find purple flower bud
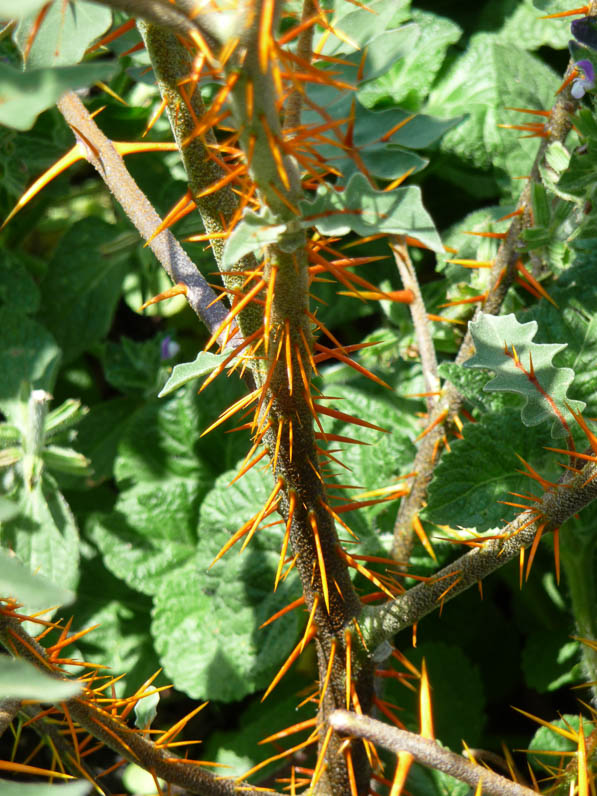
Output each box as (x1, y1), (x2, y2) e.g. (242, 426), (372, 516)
(160, 335), (180, 360)
(572, 59), (595, 99)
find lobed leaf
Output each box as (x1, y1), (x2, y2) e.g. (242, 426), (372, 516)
(464, 312), (585, 436)
(299, 173), (443, 251)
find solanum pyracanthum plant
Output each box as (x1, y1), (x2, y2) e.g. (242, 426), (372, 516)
(1, 0), (597, 794)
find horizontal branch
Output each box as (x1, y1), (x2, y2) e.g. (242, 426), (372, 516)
(0, 611), (269, 796)
(56, 91), (231, 344)
(329, 711), (537, 796)
(365, 458), (597, 649)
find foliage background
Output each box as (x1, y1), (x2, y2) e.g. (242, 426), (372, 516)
(1, 0), (596, 793)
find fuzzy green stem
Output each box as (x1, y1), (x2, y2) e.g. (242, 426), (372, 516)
(137, 21), (262, 337)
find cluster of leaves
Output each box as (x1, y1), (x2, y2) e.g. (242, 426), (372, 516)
(1, 0), (597, 795)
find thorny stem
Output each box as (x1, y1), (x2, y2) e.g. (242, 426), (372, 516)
(0, 611), (265, 796)
(225, 5), (372, 793)
(365, 459), (597, 650)
(391, 51), (583, 563)
(329, 711), (538, 796)
(0, 698), (20, 740)
(137, 21), (263, 337)
(390, 235), (439, 412)
(56, 91), (231, 345)
(283, 0), (316, 131)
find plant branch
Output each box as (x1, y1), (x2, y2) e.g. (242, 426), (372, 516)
(367, 458), (597, 650)
(283, 0), (316, 132)
(56, 90), (231, 345)
(0, 698), (20, 739)
(137, 21), (263, 338)
(329, 710), (537, 796)
(0, 610), (269, 796)
(391, 65), (581, 563)
(390, 235), (439, 412)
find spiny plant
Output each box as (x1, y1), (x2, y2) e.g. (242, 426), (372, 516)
(2, 1), (597, 795)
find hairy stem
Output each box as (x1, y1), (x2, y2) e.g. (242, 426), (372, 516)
(0, 611), (265, 796)
(390, 236), (439, 410)
(329, 711), (537, 796)
(56, 91), (230, 344)
(368, 459), (597, 649)
(391, 67), (581, 563)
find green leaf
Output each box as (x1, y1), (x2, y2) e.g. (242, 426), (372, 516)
(39, 218), (129, 364)
(68, 553), (158, 697)
(222, 209), (290, 269)
(299, 173), (443, 251)
(465, 313), (585, 436)
(528, 715), (594, 770)
(158, 351), (232, 397)
(358, 10), (462, 110)
(0, 252), (41, 313)
(425, 410), (548, 531)
(2, 0), (51, 18)
(0, 61), (116, 131)
(104, 337), (163, 396)
(0, 657), (81, 700)
(0, 547), (73, 608)
(74, 397), (139, 483)
(0, 308), (61, 423)
(318, 0), (411, 54)
(426, 37), (559, 195)
(485, 0), (572, 51)
(89, 481), (199, 597)
(1, 474), (79, 601)
(0, 782), (91, 796)
(152, 471), (301, 701)
(134, 690), (159, 729)
(522, 631), (581, 692)
(15, 1), (112, 67)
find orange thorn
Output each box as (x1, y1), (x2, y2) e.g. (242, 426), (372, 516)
(260, 596), (305, 629)
(313, 403), (388, 433)
(415, 409), (448, 442)
(311, 726), (333, 790)
(300, 595), (319, 654)
(319, 639), (336, 706)
(261, 625), (317, 701)
(344, 628), (352, 709)
(525, 522), (547, 580)
(309, 512), (329, 612)
(2, 144), (84, 230)
(419, 659), (434, 739)
(553, 527), (561, 585)
(539, 5), (589, 18)
(412, 514), (437, 562)
(274, 491), (296, 591)
(259, 717), (317, 745)
(139, 283), (187, 311)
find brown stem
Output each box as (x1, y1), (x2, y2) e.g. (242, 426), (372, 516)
(0, 611), (268, 796)
(367, 458), (597, 649)
(283, 0), (316, 132)
(56, 91), (231, 345)
(330, 711), (537, 796)
(390, 235), (439, 412)
(391, 66), (580, 563)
